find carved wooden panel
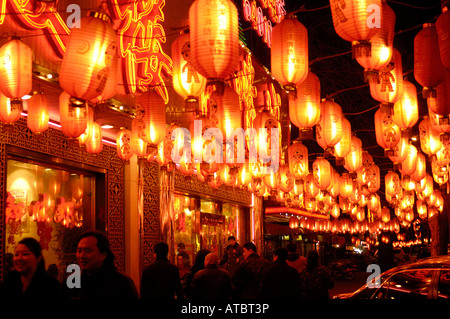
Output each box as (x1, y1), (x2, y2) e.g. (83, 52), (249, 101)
(0, 118), (126, 280)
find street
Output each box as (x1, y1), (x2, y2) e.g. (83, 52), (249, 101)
(329, 271), (370, 298)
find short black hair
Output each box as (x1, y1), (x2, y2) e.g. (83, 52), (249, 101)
(227, 236), (236, 241)
(18, 237), (45, 271)
(274, 247), (288, 262)
(287, 243), (297, 253)
(154, 242), (169, 259)
(77, 230), (116, 270)
(243, 242), (257, 253)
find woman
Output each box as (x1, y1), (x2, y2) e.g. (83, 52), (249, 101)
(0, 237), (62, 299)
(298, 250), (334, 299)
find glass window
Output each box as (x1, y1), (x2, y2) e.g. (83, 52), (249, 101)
(384, 270), (434, 299)
(437, 270), (450, 299)
(5, 159), (96, 281)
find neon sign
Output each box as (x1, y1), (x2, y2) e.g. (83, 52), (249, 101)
(242, 0), (286, 47)
(107, 0), (172, 102)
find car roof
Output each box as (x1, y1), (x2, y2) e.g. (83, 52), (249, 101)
(383, 256), (450, 275)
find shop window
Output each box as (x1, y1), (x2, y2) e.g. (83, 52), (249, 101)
(4, 159), (97, 281)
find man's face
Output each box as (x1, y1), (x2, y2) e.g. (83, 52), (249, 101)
(76, 236), (106, 272)
(228, 239), (236, 246)
(242, 247), (252, 260)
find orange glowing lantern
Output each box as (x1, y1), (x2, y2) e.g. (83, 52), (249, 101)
(172, 31), (207, 104)
(392, 80), (418, 132)
(355, 2), (395, 72)
(130, 119), (148, 158)
(278, 164), (294, 193)
(369, 49), (403, 113)
(385, 170), (401, 198)
(189, 0), (239, 82)
(331, 203), (340, 219)
(0, 38), (32, 109)
(339, 173), (353, 199)
(0, 92), (24, 124)
(328, 170), (341, 197)
(374, 107), (401, 155)
(59, 12), (117, 103)
(418, 116), (442, 156)
(85, 121), (103, 154)
(428, 108), (450, 134)
(218, 163), (237, 186)
(381, 206), (391, 223)
(334, 117), (351, 163)
(436, 7), (450, 69)
(263, 170), (280, 195)
(90, 55), (119, 105)
(388, 136), (408, 166)
(344, 135), (363, 173)
(289, 216), (299, 229)
(400, 143), (417, 179)
(330, 0), (382, 53)
(316, 100), (343, 153)
(237, 161), (253, 187)
(313, 157), (332, 190)
(436, 133), (450, 166)
(252, 110), (280, 165)
(116, 128), (133, 161)
(431, 156), (448, 186)
(26, 92), (49, 134)
(416, 199), (427, 219)
(78, 106), (94, 145)
(414, 23), (445, 98)
(288, 141), (309, 181)
(136, 90), (167, 147)
(411, 151), (427, 182)
(59, 91), (88, 138)
(289, 71), (321, 135)
(212, 84), (241, 142)
(271, 16), (308, 90)
(427, 70), (450, 116)
(304, 173), (319, 198)
(179, 153), (195, 178)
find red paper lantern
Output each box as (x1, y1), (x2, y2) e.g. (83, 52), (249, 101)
(271, 16), (308, 90)
(212, 84), (241, 141)
(78, 106), (94, 145)
(59, 91), (88, 138)
(278, 164), (294, 193)
(172, 31), (207, 102)
(289, 216), (299, 229)
(59, 12), (117, 102)
(436, 7), (450, 69)
(344, 136), (363, 173)
(116, 128), (133, 161)
(392, 80), (418, 132)
(288, 141), (309, 181)
(414, 23), (445, 98)
(289, 71), (321, 133)
(313, 157), (332, 190)
(418, 116), (442, 156)
(135, 90), (167, 147)
(427, 69), (450, 116)
(400, 143), (417, 178)
(27, 92), (49, 134)
(334, 117), (352, 161)
(85, 121), (103, 154)
(0, 38), (32, 109)
(0, 92), (23, 124)
(316, 100), (343, 152)
(189, 0), (239, 82)
(411, 151), (427, 182)
(374, 107), (401, 155)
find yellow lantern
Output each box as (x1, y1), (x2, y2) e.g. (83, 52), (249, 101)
(313, 157), (332, 190)
(374, 107), (401, 155)
(271, 16), (308, 90)
(316, 100), (343, 153)
(339, 173), (353, 199)
(288, 141), (309, 182)
(392, 80), (418, 133)
(189, 0), (239, 82)
(418, 116), (442, 156)
(116, 128), (133, 161)
(85, 121), (103, 154)
(172, 31), (207, 103)
(0, 92), (23, 124)
(369, 49), (403, 113)
(0, 38), (32, 109)
(289, 71), (321, 135)
(59, 91), (88, 138)
(136, 90), (167, 147)
(344, 135), (363, 173)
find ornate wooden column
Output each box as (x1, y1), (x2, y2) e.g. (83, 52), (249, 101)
(159, 167), (176, 262)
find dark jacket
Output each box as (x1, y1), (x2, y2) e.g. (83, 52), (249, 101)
(0, 268), (62, 300)
(232, 253), (269, 299)
(190, 264), (232, 299)
(219, 243), (243, 275)
(260, 260), (301, 299)
(65, 265), (138, 300)
(298, 265), (334, 299)
(140, 258), (184, 299)
(286, 253), (307, 273)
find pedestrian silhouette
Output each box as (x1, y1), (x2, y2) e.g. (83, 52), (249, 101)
(140, 241), (184, 299)
(299, 250), (334, 299)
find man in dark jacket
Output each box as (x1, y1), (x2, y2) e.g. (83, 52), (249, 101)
(219, 236), (243, 276)
(140, 241), (184, 299)
(260, 247), (301, 299)
(190, 253), (232, 299)
(67, 230), (138, 300)
(232, 242), (269, 299)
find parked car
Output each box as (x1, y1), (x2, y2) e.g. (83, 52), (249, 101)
(334, 256), (450, 299)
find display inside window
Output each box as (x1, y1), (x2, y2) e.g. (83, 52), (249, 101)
(4, 159), (95, 281)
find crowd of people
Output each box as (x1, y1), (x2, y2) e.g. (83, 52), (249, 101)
(0, 233), (334, 300)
